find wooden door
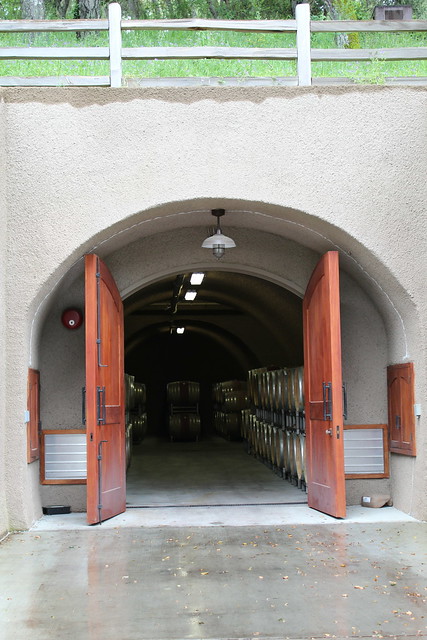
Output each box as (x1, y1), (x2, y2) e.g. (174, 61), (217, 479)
(85, 254), (126, 525)
(387, 362), (416, 456)
(27, 368), (40, 463)
(303, 251), (346, 518)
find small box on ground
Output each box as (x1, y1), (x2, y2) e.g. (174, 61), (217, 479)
(42, 505), (71, 515)
(361, 494), (393, 508)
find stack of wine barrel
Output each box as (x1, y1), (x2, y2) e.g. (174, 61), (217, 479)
(167, 381), (201, 441)
(241, 366), (306, 490)
(212, 380), (248, 440)
(131, 382), (147, 444)
(124, 374), (147, 467)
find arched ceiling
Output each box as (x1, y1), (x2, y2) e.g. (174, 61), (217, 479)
(124, 270), (303, 383)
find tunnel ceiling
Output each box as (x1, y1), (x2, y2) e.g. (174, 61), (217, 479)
(124, 270), (303, 381)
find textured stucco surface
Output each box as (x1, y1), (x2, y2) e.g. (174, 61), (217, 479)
(0, 86), (425, 528)
(0, 97), (8, 536)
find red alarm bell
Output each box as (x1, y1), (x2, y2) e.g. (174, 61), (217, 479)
(61, 308), (83, 330)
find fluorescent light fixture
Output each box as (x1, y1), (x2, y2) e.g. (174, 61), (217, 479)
(190, 272), (205, 286)
(176, 327), (185, 334)
(184, 290), (197, 301)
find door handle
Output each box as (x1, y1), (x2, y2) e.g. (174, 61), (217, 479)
(342, 382), (348, 420)
(82, 386), (86, 425)
(323, 382), (332, 420)
(97, 386), (106, 425)
(325, 428), (333, 436)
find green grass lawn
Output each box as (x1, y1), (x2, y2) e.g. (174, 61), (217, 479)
(0, 27), (426, 81)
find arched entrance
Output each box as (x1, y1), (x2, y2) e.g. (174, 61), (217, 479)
(30, 200), (419, 525)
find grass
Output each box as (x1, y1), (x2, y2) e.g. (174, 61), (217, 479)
(0, 27), (426, 81)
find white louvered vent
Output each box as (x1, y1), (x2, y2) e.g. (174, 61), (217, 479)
(344, 428), (385, 475)
(44, 432), (87, 480)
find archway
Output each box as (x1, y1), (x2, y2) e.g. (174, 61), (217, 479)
(32, 200), (417, 522)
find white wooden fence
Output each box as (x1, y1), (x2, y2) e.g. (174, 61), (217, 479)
(0, 2), (426, 87)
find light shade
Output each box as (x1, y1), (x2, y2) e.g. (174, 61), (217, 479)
(202, 229), (236, 259)
(202, 230), (236, 249)
(190, 272), (205, 285)
(184, 290), (197, 301)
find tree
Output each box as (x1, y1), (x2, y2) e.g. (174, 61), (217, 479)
(21, 0), (45, 19)
(78, 0), (100, 19)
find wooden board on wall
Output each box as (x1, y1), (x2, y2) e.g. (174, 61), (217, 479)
(27, 368), (40, 463)
(387, 362), (416, 456)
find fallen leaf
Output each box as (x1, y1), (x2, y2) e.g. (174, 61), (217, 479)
(354, 586), (365, 590)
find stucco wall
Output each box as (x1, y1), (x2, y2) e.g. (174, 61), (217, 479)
(0, 97), (8, 536)
(0, 86), (426, 527)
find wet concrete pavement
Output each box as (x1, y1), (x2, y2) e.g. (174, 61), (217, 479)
(1, 521), (426, 640)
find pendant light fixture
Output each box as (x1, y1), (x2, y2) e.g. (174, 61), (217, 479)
(202, 209), (236, 260)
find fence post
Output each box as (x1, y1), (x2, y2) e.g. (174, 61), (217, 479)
(109, 2), (122, 88)
(296, 3), (312, 86)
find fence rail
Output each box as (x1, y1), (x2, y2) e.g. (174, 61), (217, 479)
(0, 3), (426, 87)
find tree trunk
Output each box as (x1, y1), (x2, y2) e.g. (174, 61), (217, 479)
(21, 0), (45, 19)
(55, 0), (71, 19)
(79, 0), (100, 19)
(207, 0), (218, 18)
(322, 0), (349, 48)
(128, 0), (141, 19)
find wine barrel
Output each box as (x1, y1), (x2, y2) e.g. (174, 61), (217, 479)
(212, 382), (223, 406)
(280, 368), (290, 413)
(224, 391), (248, 412)
(167, 381), (200, 406)
(299, 432), (306, 489)
(294, 432), (303, 487)
(241, 409), (251, 440)
(169, 413), (201, 441)
(287, 369), (296, 414)
(284, 429), (296, 481)
(294, 366), (304, 414)
(274, 427), (285, 470)
(125, 373), (136, 411)
(221, 380), (247, 393)
(224, 412), (242, 440)
(125, 422), (133, 469)
(289, 430), (298, 484)
(254, 418), (262, 457)
(132, 413), (147, 444)
(134, 382), (146, 409)
(272, 370), (282, 412)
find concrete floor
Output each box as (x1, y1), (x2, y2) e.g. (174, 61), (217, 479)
(1, 522), (426, 640)
(126, 437), (308, 508)
(4, 436), (425, 640)
(34, 436), (417, 529)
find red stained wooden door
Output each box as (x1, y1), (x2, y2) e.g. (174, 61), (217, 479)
(387, 362), (416, 456)
(27, 368), (40, 463)
(85, 254), (126, 524)
(303, 251), (346, 518)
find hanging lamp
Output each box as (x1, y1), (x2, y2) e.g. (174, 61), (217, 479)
(201, 209), (236, 260)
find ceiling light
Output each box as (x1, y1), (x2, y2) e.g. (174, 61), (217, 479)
(184, 290), (197, 301)
(190, 272), (205, 286)
(202, 209), (236, 260)
(176, 327), (185, 334)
